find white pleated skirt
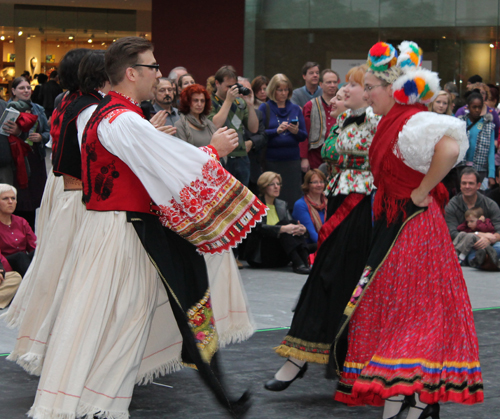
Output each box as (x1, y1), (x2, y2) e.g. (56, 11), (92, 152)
(205, 252), (254, 347)
(1, 173), (64, 328)
(28, 210), (182, 419)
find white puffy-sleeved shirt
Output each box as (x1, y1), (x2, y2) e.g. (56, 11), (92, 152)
(77, 105), (98, 148)
(96, 109), (219, 212)
(395, 112), (468, 174)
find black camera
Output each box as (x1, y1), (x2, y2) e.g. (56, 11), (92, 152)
(232, 83), (251, 96)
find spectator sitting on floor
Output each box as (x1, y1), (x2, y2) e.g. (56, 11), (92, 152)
(292, 169), (327, 249)
(0, 184), (36, 277)
(0, 249), (22, 309)
(445, 167), (500, 270)
(454, 206), (499, 269)
(241, 172), (311, 275)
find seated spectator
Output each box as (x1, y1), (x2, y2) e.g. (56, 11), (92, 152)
(0, 249), (22, 309)
(292, 169), (327, 247)
(175, 84), (217, 147)
(241, 172), (310, 274)
(445, 167), (500, 269)
(0, 184), (36, 276)
(454, 206), (499, 269)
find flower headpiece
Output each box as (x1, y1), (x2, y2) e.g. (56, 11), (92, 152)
(367, 40), (440, 105)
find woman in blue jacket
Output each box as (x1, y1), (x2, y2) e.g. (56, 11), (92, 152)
(259, 74), (307, 207)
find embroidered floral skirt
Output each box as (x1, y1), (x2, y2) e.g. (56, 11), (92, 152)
(334, 200), (484, 406)
(275, 193), (372, 367)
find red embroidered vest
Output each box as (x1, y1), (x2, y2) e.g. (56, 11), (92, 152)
(81, 91), (151, 213)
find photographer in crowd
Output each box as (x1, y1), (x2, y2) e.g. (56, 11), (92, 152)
(209, 65), (259, 186)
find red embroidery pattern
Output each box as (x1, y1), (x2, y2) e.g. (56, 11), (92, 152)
(159, 159), (267, 254)
(105, 108), (129, 123)
(199, 145), (220, 161)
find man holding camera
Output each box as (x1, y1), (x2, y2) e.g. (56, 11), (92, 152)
(209, 65), (258, 186)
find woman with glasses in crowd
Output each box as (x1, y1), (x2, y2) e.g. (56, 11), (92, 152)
(264, 65), (380, 391)
(259, 74), (307, 207)
(292, 169), (327, 248)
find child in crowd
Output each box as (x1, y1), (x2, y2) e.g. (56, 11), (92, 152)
(453, 206), (499, 268)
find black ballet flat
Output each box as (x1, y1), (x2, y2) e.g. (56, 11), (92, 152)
(292, 265), (310, 275)
(264, 360), (308, 391)
(411, 402), (440, 419)
(385, 395), (414, 419)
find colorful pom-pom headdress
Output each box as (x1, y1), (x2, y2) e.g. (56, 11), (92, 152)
(367, 42), (402, 84)
(367, 41), (440, 105)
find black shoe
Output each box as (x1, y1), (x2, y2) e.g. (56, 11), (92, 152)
(385, 395), (413, 419)
(409, 398), (440, 419)
(264, 360), (308, 391)
(292, 264), (310, 275)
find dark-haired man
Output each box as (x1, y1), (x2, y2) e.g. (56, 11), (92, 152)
(301, 69), (340, 171)
(291, 61), (322, 109)
(209, 65), (258, 186)
(445, 167), (500, 267)
(152, 77), (179, 126)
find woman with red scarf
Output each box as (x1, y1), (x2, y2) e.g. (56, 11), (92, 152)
(292, 169), (327, 248)
(334, 41), (483, 419)
(3, 77), (50, 229)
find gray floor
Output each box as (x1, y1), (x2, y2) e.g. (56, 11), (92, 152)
(1, 265), (499, 418)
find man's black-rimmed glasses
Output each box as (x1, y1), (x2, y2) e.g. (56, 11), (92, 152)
(132, 64), (160, 72)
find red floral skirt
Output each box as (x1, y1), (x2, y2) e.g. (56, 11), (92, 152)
(334, 201), (483, 406)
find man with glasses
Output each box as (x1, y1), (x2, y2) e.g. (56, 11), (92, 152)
(28, 37), (259, 419)
(152, 77), (180, 126)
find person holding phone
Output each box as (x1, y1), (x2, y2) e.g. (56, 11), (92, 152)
(259, 73), (307, 207)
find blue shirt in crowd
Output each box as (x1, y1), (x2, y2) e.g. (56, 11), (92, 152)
(259, 100), (307, 162)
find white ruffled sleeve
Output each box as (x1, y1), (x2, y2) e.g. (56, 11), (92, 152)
(396, 112), (468, 174)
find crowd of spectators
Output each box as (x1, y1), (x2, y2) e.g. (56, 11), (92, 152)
(2, 58), (500, 290)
